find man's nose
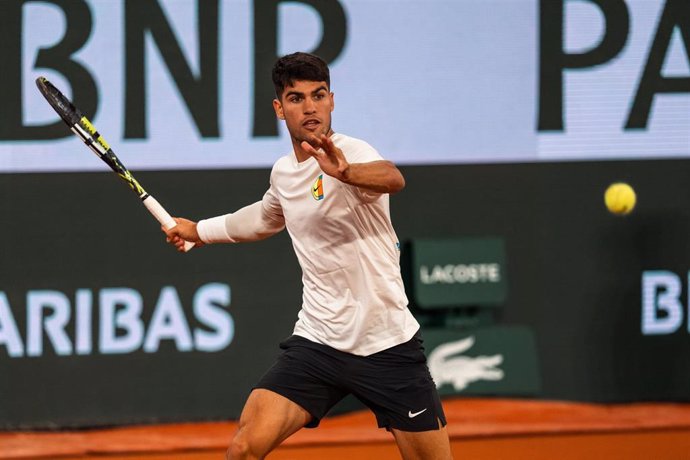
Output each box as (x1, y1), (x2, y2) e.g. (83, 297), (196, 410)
(303, 98), (316, 113)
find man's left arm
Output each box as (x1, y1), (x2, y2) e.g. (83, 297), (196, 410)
(301, 134), (405, 194)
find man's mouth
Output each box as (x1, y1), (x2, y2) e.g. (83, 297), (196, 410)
(303, 119), (320, 129)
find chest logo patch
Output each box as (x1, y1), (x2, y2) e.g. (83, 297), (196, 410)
(311, 174), (324, 201)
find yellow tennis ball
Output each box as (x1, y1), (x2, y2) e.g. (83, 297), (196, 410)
(605, 182), (636, 215)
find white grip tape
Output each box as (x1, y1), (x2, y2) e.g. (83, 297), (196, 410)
(142, 195), (195, 252)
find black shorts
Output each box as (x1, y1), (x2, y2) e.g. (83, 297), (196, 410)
(254, 332), (447, 432)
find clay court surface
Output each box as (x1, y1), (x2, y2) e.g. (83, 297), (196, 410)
(3, 398), (690, 459)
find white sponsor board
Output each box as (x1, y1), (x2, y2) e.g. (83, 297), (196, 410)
(1, 0), (688, 172)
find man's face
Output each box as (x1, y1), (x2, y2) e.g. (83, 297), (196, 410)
(273, 80), (334, 146)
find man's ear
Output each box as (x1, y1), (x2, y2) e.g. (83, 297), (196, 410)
(273, 99), (285, 120)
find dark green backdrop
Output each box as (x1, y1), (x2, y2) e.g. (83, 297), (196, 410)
(1, 159), (690, 428)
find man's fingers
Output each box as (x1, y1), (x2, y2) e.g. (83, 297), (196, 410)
(301, 140), (322, 157)
(319, 135), (341, 159)
(173, 237), (185, 251)
(321, 134), (335, 151)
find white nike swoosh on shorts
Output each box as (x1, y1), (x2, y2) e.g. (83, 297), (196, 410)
(408, 408), (427, 418)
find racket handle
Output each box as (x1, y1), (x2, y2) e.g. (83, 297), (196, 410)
(142, 195), (195, 252)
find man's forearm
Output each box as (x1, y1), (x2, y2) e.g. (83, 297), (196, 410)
(197, 201), (285, 243)
(340, 160), (405, 194)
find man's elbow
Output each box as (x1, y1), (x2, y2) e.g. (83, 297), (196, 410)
(389, 172), (405, 194)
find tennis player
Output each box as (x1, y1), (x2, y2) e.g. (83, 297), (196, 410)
(165, 52), (452, 460)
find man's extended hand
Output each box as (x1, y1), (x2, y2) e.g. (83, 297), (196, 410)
(301, 134), (350, 182)
(301, 134), (405, 194)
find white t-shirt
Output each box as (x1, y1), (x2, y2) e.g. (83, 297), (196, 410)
(197, 133), (419, 356)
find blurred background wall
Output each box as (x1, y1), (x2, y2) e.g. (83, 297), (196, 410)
(1, 0), (689, 429)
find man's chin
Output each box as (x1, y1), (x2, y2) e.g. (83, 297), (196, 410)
(300, 131), (324, 144)
(295, 126), (331, 145)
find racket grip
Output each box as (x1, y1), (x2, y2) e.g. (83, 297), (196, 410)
(142, 195), (195, 252)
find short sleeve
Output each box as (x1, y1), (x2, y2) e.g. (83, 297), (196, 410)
(262, 174), (284, 221)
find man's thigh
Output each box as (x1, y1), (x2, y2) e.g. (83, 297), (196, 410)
(254, 335), (348, 427)
(391, 424), (453, 460)
(232, 389), (312, 454)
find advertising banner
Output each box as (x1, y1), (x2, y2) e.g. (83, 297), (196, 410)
(409, 238), (507, 309)
(0, 0), (688, 172)
(4, 159), (690, 428)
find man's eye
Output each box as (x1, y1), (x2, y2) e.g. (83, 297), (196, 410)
(289, 96), (301, 103)
(314, 94), (324, 100)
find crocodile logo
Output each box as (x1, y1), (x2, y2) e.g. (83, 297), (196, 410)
(428, 336), (504, 391)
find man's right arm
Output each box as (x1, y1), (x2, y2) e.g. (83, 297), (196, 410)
(197, 200), (286, 243)
(164, 198), (285, 251)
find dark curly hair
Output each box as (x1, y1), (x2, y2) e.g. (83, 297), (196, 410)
(272, 52), (330, 99)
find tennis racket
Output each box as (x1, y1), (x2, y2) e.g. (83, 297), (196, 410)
(35, 76), (194, 251)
